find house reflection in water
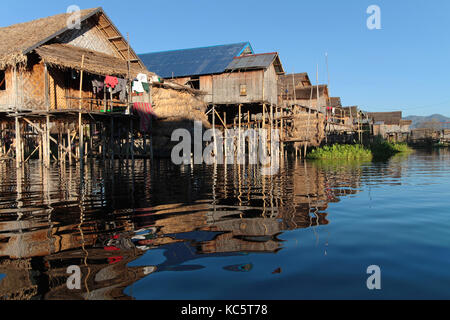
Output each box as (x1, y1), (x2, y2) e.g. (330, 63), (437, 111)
(0, 159), (364, 300)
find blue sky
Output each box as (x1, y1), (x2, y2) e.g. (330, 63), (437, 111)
(1, 0), (449, 117)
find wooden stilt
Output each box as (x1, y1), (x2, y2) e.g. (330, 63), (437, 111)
(15, 116), (21, 168)
(79, 55), (85, 165)
(212, 105), (217, 160)
(110, 116), (114, 162)
(46, 115), (50, 167)
(238, 104), (242, 160)
(130, 117), (134, 162)
(39, 128), (43, 162)
(223, 112), (227, 161)
(67, 129), (72, 166)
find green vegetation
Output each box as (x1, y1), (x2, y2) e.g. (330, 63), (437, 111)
(307, 144), (372, 160)
(307, 140), (413, 161)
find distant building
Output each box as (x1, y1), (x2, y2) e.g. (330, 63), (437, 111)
(367, 111), (412, 142)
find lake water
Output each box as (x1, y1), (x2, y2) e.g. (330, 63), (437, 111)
(0, 149), (449, 300)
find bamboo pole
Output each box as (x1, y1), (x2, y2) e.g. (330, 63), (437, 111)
(238, 104), (242, 160)
(110, 116), (114, 162)
(67, 129), (72, 165)
(130, 117), (134, 162)
(79, 55), (85, 163)
(15, 116), (21, 168)
(224, 112), (227, 161)
(213, 105), (217, 160)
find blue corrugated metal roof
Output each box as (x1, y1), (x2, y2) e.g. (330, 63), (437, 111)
(139, 42), (253, 78)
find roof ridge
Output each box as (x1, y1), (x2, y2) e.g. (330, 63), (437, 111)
(140, 41), (251, 55)
(0, 7), (100, 29)
(233, 52), (278, 59)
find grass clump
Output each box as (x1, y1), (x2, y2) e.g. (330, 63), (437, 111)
(369, 139), (412, 160)
(307, 140), (413, 161)
(307, 144), (372, 160)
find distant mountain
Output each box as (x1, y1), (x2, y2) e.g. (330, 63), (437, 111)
(404, 114), (450, 129)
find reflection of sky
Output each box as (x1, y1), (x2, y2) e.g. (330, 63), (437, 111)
(0, 274), (4, 282)
(129, 240), (249, 273)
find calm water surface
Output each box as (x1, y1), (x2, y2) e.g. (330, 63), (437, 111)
(0, 149), (449, 300)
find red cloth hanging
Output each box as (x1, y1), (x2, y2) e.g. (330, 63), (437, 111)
(133, 102), (157, 133)
(105, 76), (119, 89)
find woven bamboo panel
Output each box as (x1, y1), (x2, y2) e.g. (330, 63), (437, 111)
(22, 63), (45, 110)
(59, 19), (119, 58)
(49, 69), (66, 109)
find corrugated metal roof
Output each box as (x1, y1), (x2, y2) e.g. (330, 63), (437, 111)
(225, 53), (277, 72)
(139, 42), (253, 78)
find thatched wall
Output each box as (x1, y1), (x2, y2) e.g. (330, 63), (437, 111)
(290, 109), (325, 147)
(151, 86), (210, 157)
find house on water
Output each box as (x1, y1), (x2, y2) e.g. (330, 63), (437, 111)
(140, 42), (331, 157)
(0, 7), (208, 165)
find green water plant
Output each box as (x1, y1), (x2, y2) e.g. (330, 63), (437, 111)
(307, 140), (413, 161)
(307, 144), (372, 160)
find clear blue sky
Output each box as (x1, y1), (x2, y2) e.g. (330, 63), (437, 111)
(1, 0), (449, 117)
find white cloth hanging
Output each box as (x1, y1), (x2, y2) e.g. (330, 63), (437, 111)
(132, 73), (148, 93)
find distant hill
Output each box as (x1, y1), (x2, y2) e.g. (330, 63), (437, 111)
(404, 114), (450, 129)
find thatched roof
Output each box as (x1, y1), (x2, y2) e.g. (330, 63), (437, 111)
(278, 73), (311, 94)
(367, 111), (403, 125)
(0, 7), (202, 95)
(0, 7), (146, 71)
(279, 73), (310, 87)
(294, 85), (328, 100)
(0, 8), (99, 69)
(35, 43), (151, 78)
(342, 106), (359, 117)
(330, 97), (342, 108)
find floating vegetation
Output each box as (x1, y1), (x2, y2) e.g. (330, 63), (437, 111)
(307, 140), (413, 161)
(307, 144), (372, 160)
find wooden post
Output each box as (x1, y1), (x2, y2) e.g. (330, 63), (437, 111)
(238, 104), (242, 159)
(213, 105), (217, 160)
(110, 116), (114, 162)
(223, 112), (227, 161)
(130, 117), (134, 162)
(67, 128), (72, 166)
(281, 105), (285, 157)
(15, 116), (21, 168)
(102, 123), (106, 161)
(262, 104), (266, 129)
(270, 104), (273, 155)
(79, 55), (85, 164)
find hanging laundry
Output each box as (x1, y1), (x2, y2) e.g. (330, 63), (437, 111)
(142, 82), (150, 93)
(137, 73), (148, 83)
(133, 73), (149, 93)
(112, 78), (127, 101)
(105, 76), (118, 89)
(132, 79), (144, 93)
(92, 79), (104, 95)
(132, 102), (157, 133)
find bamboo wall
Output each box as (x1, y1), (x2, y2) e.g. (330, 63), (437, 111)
(289, 109), (326, 147)
(0, 68), (14, 110)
